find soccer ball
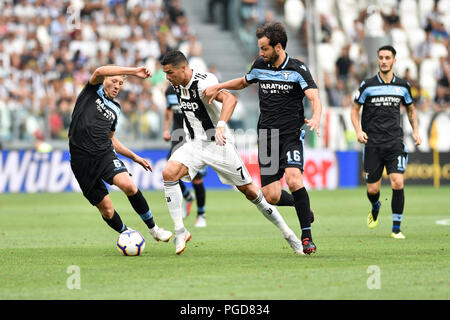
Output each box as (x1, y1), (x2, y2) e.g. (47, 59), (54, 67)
(116, 230), (146, 256)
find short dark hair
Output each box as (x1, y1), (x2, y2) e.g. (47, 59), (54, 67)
(256, 22), (287, 49)
(160, 50), (188, 67)
(377, 45), (396, 57)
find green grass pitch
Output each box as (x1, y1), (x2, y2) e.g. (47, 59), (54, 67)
(0, 186), (449, 300)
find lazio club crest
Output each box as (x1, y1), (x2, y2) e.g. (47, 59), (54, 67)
(282, 72), (291, 80)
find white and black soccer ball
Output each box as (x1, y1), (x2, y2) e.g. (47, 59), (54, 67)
(116, 230), (146, 256)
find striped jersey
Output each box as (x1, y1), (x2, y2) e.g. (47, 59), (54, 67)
(69, 81), (121, 158)
(172, 70), (233, 143)
(245, 54), (317, 136)
(354, 73), (413, 146)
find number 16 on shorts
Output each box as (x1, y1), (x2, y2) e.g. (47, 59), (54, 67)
(286, 150), (301, 165)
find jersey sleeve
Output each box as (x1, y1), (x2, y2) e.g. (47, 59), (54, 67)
(245, 60), (259, 84)
(197, 72), (219, 92)
(198, 73), (225, 111)
(165, 86), (179, 110)
(354, 80), (367, 105)
(296, 64), (317, 91)
(402, 81), (413, 106)
(111, 120), (117, 132)
(78, 81), (100, 98)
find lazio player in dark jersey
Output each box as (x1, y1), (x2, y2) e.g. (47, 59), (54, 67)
(69, 65), (172, 242)
(351, 45), (422, 240)
(245, 55), (317, 136)
(204, 22), (323, 254)
(163, 84), (207, 227)
(164, 84), (185, 146)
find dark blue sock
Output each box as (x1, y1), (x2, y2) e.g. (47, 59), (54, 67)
(128, 190), (155, 229)
(197, 206), (205, 216)
(292, 187), (312, 240)
(392, 189), (404, 233)
(102, 210), (127, 233)
(392, 214), (402, 233)
(276, 190), (295, 206)
(367, 191), (381, 219)
(372, 201), (381, 213)
(193, 182), (206, 212)
(180, 180), (193, 200)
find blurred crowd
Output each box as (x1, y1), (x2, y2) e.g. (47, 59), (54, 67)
(280, 0), (449, 111)
(1, 0), (449, 146)
(206, 0), (270, 57)
(0, 0), (211, 144)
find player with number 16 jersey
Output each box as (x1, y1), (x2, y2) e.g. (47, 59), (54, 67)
(203, 22), (323, 254)
(161, 50), (305, 256)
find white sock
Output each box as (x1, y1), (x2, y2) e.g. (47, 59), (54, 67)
(164, 180), (185, 231)
(251, 190), (293, 238)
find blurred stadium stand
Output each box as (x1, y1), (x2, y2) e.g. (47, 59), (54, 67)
(0, 0), (448, 151)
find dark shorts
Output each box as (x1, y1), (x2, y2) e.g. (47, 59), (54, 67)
(363, 142), (408, 183)
(70, 150), (128, 206)
(258, 129), (305, 187)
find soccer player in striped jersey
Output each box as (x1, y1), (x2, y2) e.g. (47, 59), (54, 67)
(164, 84), (208, 227)
(351, 45), (422, 239)
(161, 50), (305, 255)
(203, 22), (322, 254)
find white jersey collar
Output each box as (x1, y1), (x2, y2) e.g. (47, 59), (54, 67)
(181, 69), (196, 90)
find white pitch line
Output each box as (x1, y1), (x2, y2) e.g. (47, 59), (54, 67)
(436, 219), (450, 226)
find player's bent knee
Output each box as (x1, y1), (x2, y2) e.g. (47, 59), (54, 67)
(262, 190), (279, 205)
(121, 183), (138, 196)
(391, 181), (404, 189)
(268, 198), (279, 205)
(100, 209), (115, 219)
(245, 189), (259, 201)
(285, 171), (304, 191)
(285, 178), (304, 192)
(367, 180), (381, 194)
(390, 174), (404, 189)
(237, 183), (259, 200)
(162, 167), (177, 181)
(162, 162), (185, 181)
(112, 173), (137, 195)
(96, 201), (114, 219)
(113, 176), (137, 196)
(367, 186), (380, 194)
(97, 203), (114, 219)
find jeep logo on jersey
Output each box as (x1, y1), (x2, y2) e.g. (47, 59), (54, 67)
(180, 100), (199, 111)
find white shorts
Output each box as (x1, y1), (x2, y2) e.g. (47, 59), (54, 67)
(169, 139), (253, 186)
